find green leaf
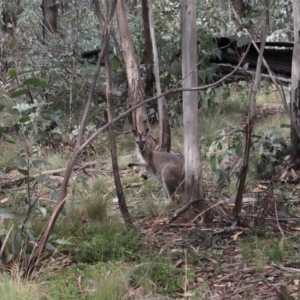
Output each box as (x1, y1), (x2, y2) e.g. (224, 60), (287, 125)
(0, 104), (5, 112)
(27, 230), (36, 241)
(45, 243), (56, 251)
(0, 171), (7, 178)
(54, 239), (72, 245)
(14, 157), (27, 167)
(77, 174), (89, 191)
(24, 77), (48, 87)
(5, 138), (16, 144)
(41, 113), (58, 123)
(280, 123), (290, 128)
(61, 207), (66, 216)
(227, 48), (235, 54)
(13, 232), (23, 254)
(29, 196), (37, 205)
(8, 68), (17, 79)
(32, 159), (52, 168)
(37, 207), (47, 218)
(4, 253), (13, 263)
(52, 190), (59, 201)
(17, 168), (29, 176)
(213, 169), (223, 185)
(10, 108), (19, 116)
(236, 35), (250, 47)
(10, 89), (30, 98)
(0, 208), (18, 219)
(278, 204), (293, 217)
(210, 155), (217, 171)
(18, 116), (31, 123)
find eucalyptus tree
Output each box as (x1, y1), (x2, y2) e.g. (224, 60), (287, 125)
(291, 0), (300, 164)
(41, 0), (58, 42)
(181, 0), (204, 207)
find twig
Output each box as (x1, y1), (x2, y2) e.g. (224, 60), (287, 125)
(218, 63), (291, 84)
(186, 201), (227, 227)
(274, 200), (285, 236)
(168, 198), (203, 223)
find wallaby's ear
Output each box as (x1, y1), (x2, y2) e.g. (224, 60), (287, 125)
(132, 129), (138, 137)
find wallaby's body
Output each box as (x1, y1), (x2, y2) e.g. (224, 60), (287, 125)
(129, 129), (184, 203)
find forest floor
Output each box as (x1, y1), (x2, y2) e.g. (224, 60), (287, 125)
(1, 95), (300, 299)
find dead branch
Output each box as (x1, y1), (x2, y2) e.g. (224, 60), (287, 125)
(233, 2), (268, 219)
(168, 198), (203, 224)
(0, 160), (100, 190)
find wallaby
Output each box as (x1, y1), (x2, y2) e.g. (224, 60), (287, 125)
(135, 130), (157, 180)
(128, 129), (184, 203)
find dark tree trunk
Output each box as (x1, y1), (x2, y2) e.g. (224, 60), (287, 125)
(285, 0), (294, 41)
(291, 0), (300, 165)
(41, 0), (58, 42)
(141, 0), (155, 97)
(2, 0), (20, 32)
(233, 0), (245, 29)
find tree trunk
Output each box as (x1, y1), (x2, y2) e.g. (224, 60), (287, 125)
(95, 0), (133, 225)
(233, 3), (268, 219)
(41, 0), (58, 42)
(141, 0), (154, 97)
(147, 0), (171, 152)
(115, 0), (152, 135)
(2, 0), (20, 33)
(291, 0), (300, 165)
(285, 0), (294, 42)
(233, 0), (245, 29)
(105, 56), (133, 226)
(181, 0), (204, 207)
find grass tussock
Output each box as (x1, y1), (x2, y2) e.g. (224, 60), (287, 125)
(0, 275), (47, 300)
(199, 104), (245, 145)
(84, 179), (110, 222)
(240, 235), (293, 272)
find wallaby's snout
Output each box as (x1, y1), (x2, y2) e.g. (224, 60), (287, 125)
(133, 129), (147, 151)
(137, 139), (146, 151)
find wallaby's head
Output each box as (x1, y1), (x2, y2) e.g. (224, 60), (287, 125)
(132, 129), (149, 152)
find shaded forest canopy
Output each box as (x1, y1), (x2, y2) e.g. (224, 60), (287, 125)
(81, 37), (293, 81)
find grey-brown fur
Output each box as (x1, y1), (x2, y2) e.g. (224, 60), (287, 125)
(128, 129), (184, 203)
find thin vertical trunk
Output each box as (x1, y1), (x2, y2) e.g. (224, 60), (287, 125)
(232, 0), (245, 30)
(233, 2), (268, 218)
(141, 0), (155, 97)
(115, 0), (153, 137)
(285, 0), (293, 42)
(41, 0), (58, 42)
(147, 0), (171, 152)
(181, 0), (204, 207)
(95, 0), (133, 225)
(291, 0), (300, 165)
